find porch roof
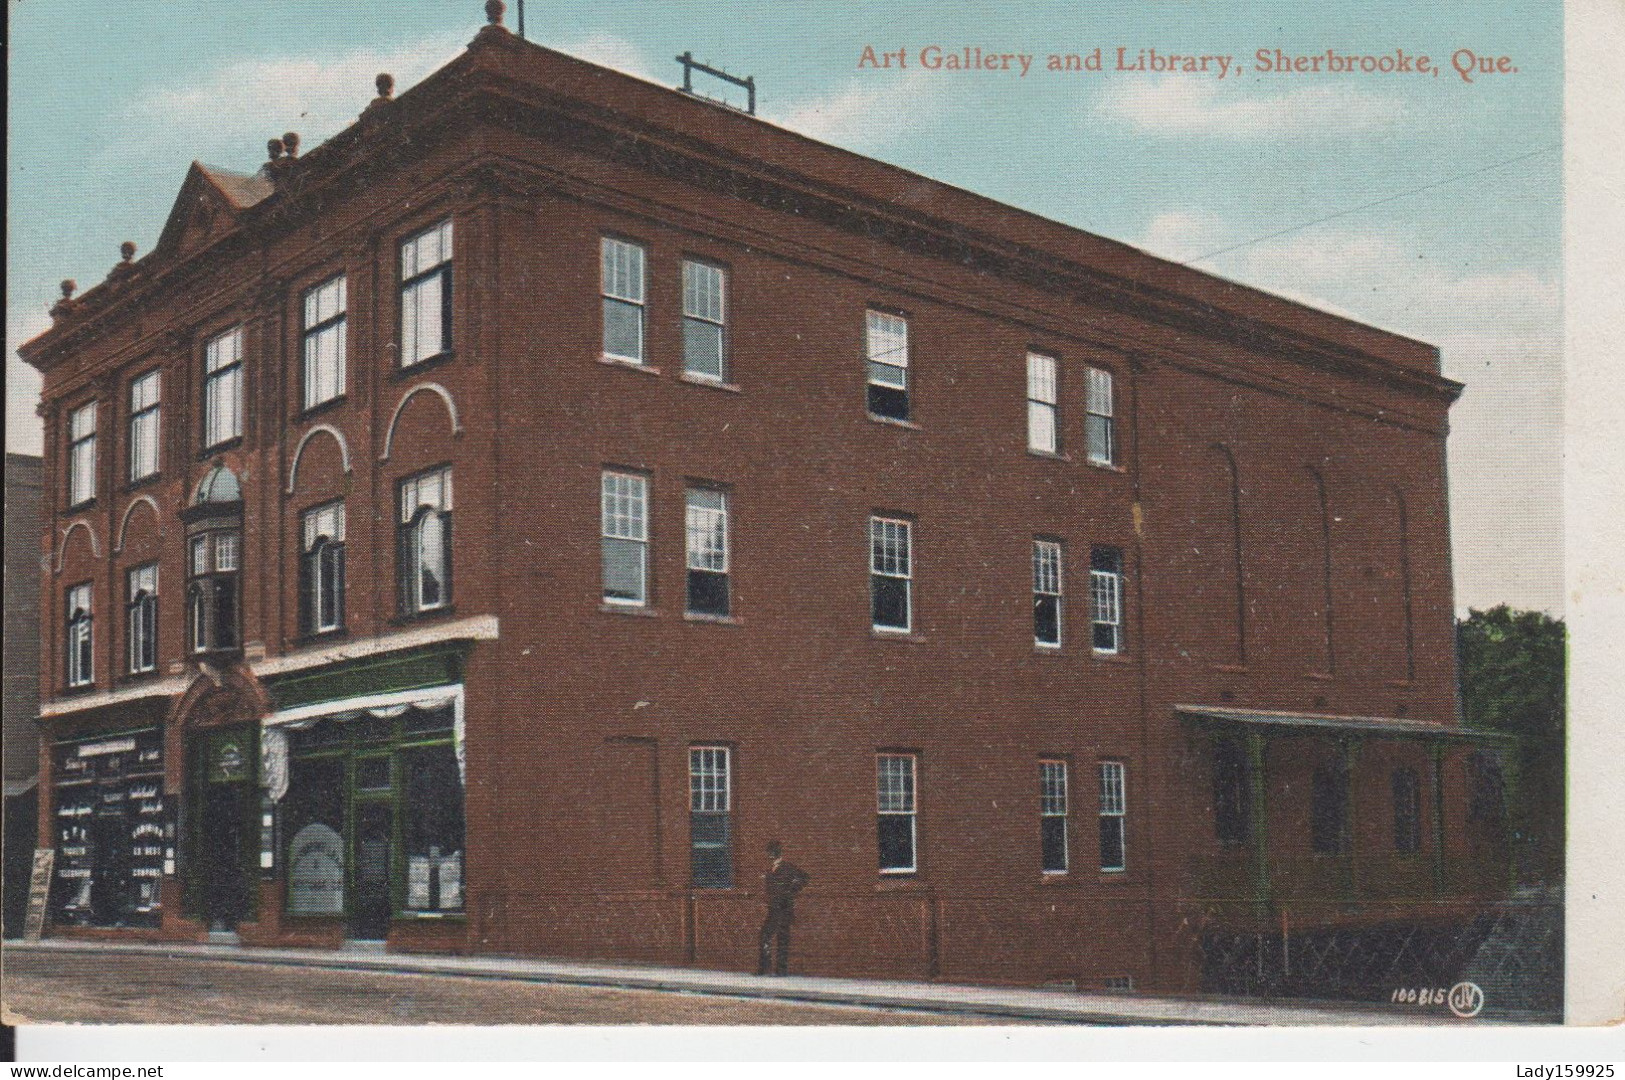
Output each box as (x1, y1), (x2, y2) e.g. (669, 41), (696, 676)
(1174, 705), (1512, 743)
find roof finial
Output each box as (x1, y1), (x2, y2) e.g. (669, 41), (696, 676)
(376, 72), (394, 99)
(485, 0), (506, 26)
(267, 137), (285, 163)
(282, 132), (300, 158)
(60, 279), (77, 300)
(50, 279), (80, 320)
(120, 241), (136, 263)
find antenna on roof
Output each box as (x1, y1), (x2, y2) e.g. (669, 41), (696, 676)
(516, 0), (525, 39)
(676, 52), (755, 115)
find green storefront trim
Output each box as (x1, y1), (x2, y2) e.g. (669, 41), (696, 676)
(262, 642), (468, 713)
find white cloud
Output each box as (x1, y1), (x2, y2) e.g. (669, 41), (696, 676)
(123, 33), (470, 161)
(765, 69), (944, 150)
(1097, 77), (1403, 137)
(561, 32), (660, 84)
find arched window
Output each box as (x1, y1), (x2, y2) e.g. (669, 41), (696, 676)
(299, 502), (347, 635)
(65, 582), (94, 687)
(189, 530), (240, 653)
(398, 468), (452, 615)
(127, 563), (158, 674)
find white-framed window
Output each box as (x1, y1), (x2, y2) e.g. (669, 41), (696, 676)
(1090, 546), (1124, 654)
(67, 402), (97, 506)
(1099, 761), (1127, 872)
(682, 260), (727, 381)
(601, 471), (648, 606)
(127, 563), (158, 675)
(1040, 759), (1069, 874)
(189, 531), (240, 653)
(302, 275), (348, 408)
(65, 582), (93, 688)
(203, 326), (244, 449)
(685, 488), (730, 617)
(401, 219), (453, 367)
(601, 238), (646, 364)
(1027, 352), (1058, 453)
(128, 372), (161, 483)
(399, 468), (452, 614)
(877, 753), (917, 874)
(865, 310), (909, 421)
(301, 501), (347, 634)
(869, 516), (912, 632)
(689, 746), (732, 889)
(1033, 539), (1063, 647)
(1086, 367), (1115, 465)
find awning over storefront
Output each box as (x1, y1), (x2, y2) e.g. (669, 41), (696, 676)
(260, 685), (465, 801)
(1174, 705), (1511, 743)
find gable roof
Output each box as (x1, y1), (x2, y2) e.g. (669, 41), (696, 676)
(152, 162), (274, 261)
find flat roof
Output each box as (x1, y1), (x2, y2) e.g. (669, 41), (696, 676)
(1175, 705), (1510, 743)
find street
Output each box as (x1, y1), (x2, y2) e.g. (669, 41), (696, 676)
(2, 948), (995, 1025)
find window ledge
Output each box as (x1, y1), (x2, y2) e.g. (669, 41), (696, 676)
(393, 351), (456, 380)
(199, 437), (243, 460)
(394, 912), (467, 922)
(1092, 650), (1133, 663)
(292, 628), (349, 649)
(1033, 643), (1064, 655)
(65, 498), (98, 515)
(388, 605), (458, 628)
(866, 413), (921, 431)
(874, 874), (922, 889)
(117, 670), (163, 688)
(598, 355), (659, 375)
(678, 373), (742, 394)
(297, 395), (349, 423)
(683, 612), (742, 626)
(1026, 449), (1071, 463)
(60, 683), (100, 697)
(1038, 874), (1077, 886)
(1085, 459), (1127, 473)
(122, 475), (162, 496)
(600, 603), (658, 618)
(871, 628), (925, 643)
(1097, 869), (1130, 879)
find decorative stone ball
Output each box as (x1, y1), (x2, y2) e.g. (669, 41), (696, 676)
(486, 0), (506, 26)
(120, 242), (136, 262)
(376, 72), (395, 99)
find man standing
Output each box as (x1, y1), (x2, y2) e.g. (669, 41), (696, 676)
(757, 839), (810, 976)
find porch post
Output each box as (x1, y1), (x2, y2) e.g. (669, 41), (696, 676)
(1247, 731), (1269, 913)
(1342, 738), (1361, 902)
(1431, 741), (1447, 896)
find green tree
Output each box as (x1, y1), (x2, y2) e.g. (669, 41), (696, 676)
(1456, 605), (1566, 882)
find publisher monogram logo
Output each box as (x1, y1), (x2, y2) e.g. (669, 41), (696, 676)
(1447, 981), (1485, 1018)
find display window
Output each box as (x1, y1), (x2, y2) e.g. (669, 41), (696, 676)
(51, 729), (168, 928)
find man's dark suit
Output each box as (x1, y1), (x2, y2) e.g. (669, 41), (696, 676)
(757, 858), (810, 975)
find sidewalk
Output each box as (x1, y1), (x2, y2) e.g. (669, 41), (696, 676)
(6, 938), (1474, 1026)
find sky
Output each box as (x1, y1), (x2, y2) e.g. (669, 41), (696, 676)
(6, 0), (1563, 615)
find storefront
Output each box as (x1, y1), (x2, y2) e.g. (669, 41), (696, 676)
(50, 727), (171, 928)
(262, 686), (466, 941)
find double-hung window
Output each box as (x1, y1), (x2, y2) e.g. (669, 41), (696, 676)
(1033, 540), (1063, 647)
(400, 220), (453, 367)
(1090, 546), (1124, 654)
(601, 471), (648, 606)
(68, 403), (97, 506)
(689, 746), (732, 888)
(65, 583), (93, 688)
(877, 753), (917, 874)
(1027, 353), (1058, 453)
(865, 310), (909, 421)
(128, 373), (160, 483)
(869, 516), (912, 632)
(601, 238), (646, 364)
(127, 564), (158, 675)
(1086, 367), (1115, 465)
(189, 531), (240, 653)
(1393, 767), (1422, 854)
(300, 502), (347, 635)
(399, 469), (452, 615)
(1040, 760), (1069, 873)
(303, 275), (347, 408)
(1310, 759), (1351, 855)
(685, 488), (730, 616)
(682, 260), (727, 380)
(203, 327), (244, 450)
(1099, 761), (1127, 872)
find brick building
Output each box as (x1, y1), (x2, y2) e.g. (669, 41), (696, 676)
(4, 453), (44, 936)
(19, 4), (1507, 992)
